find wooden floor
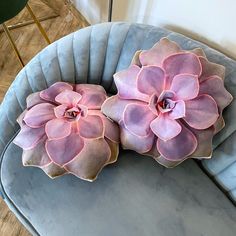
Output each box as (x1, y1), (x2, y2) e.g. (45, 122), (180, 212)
(0, 0), (89, 235)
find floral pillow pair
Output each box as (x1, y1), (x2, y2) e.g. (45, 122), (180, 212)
(14, 38), (233, 181)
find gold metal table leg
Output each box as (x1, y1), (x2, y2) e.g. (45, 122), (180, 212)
(26, 3), (51, 44)
(2, 23), (25, 67)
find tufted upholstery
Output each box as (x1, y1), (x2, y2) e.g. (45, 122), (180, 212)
(0, 23), (236, 235)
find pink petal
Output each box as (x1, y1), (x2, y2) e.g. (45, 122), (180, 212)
(13, 125), (45, 150)
(64, 138), (111, 181)
(123, 103), (156, 136)
(144, 138), (160, 158)
(88, 110), (120, 143)
(45, 118), (71, 140)
(157, 123), (197, 161)
(168, 100), (185, 119)
(120, 121), (154, 153)
(55, 90), (82, 106)
(54, 104), (68, 118)
(22, 135), (51, 167)
(76, 84), (107, 109)
(41, 162), (67, 179)
(114, 65), (149, 101)
(199, 75), (233, 113)
(140, 38), (181, 66)
(150, 113), (182, 141)
(46, 132), (84, 165)
(23, 103), (56, 128)
(76, 84), (106, 94)
(78, 115), (104, 139)
(184, 94), (219, 129)
(163, 52), (202, 87)
(137, 66), (165, 96)
(26, 92), (46, 109)
(199, 57), (225, 82)
(170, 74), (199, 100)
(79, 91), (106, 109)
(102, 95), (145, 123)
(40, 82), (73, 102)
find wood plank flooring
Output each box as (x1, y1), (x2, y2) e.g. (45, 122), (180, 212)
(0, 0), (89, 235)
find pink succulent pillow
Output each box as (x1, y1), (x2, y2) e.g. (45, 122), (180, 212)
(13, 82), (119, 181)
(102, 38), (233, 167)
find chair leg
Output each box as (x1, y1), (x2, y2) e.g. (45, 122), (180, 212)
(26, 3), (51, 44)
(2, 23), (25, 67)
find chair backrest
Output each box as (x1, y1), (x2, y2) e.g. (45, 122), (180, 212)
(0, 22), (236, 201)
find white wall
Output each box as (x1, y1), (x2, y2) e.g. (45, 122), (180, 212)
(72, 0), (236, 59)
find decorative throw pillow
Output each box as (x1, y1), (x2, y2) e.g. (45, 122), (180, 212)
(13, 82), (119, 181)
(102, 38), (233, 167)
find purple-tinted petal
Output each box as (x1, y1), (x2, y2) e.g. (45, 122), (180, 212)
(199, 75), (233, 113)
(137, 66), (165, 96)
(40, 82), (73, 102)
(55, 90), (82, 106)
(45, 118), (71, 140)
(199, 57), (225, 82)
(75, 84), (106, 94)
(163, 52), (202, 87)
(27, 92), (46, 109)
(120, 121), (154, 153)
(170, 74), (199, 100)
(78, 115), (104, 139)
(13, 125), (45, 150)
(184, 94), (219, 129)
(23, 103), (55, 128)
(148, 94), (159, 116)
(64, 138), (111, 181)
(22, 135), (51, 166)
(150, 114), (181, 141)
(114, 65), (149, 101)
(123, 103), (156, 136)
(157, 123), (197, 161)
(54, 104), (68, 118)
(168, 100), (185, 119)
(76, 84), (107, 109)
(102, 95), (145, 123)
(140, 38), (181, 66)
(88, 110), (120, 143)
(46, 132), (84, 165)
(144, 138), (160, 158)
(79, 92), (106, 109)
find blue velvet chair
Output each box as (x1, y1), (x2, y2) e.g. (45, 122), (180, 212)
(0, 22), (236, 236)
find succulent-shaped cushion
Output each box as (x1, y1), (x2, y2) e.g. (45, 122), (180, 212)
(14, 82), (119, 181)
(102, 38), (233, 167)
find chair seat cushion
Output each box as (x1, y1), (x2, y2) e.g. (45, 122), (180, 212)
(1, 137), (236, 236)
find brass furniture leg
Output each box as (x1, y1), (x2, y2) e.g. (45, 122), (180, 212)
(2, 23), (25, 67)
(26, 3), (51, 44)
(0, 14), (58, 33)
